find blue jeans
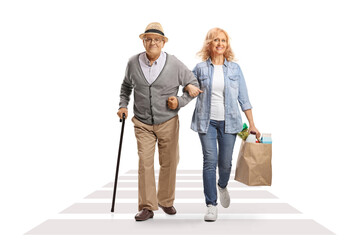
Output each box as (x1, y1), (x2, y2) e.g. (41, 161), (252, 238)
(198, 120), (237, 206)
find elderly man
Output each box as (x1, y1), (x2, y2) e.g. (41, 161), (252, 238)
(117, 22), (199, 221)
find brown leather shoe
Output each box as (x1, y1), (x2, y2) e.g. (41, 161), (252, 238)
(158, 203), (177, 215)
(135, 208), (154, 221)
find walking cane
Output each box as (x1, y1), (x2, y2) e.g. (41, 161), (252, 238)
(111, 113), (126, 212)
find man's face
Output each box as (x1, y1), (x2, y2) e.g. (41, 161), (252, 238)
(142, 34), (165, 57)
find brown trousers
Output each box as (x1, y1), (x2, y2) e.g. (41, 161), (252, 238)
(132, 116), (179, 211)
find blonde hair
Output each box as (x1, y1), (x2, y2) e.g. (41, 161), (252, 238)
(197, 28), (235, 62)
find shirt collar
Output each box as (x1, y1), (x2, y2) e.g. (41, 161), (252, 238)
(144, 54), (156, 66)
(144, 51), (165, 67)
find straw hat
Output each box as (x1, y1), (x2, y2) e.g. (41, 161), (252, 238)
(139, 22), (168, 42)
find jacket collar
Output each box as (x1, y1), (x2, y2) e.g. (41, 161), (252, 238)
(207, 57), (229, 67)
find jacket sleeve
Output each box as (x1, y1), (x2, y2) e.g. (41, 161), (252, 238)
(176, 61), (199, 109)
(237, 64), (252, 111)
(119, 62), (133, 109)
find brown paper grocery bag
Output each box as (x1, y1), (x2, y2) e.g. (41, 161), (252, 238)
(234, 140), (272, 186)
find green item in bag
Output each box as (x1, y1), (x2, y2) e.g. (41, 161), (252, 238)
(237, 123), (249, 140)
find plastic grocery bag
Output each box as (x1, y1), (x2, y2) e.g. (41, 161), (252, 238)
(234, 140), (272, 186)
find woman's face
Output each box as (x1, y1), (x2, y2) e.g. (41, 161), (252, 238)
(210, 32), (227, 57)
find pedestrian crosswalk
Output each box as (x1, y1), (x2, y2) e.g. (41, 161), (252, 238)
(25, 170), (334, 236)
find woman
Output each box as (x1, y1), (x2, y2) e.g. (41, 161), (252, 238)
(186, 28), (260, 222)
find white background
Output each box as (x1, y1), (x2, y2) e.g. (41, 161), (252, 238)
(1, 0), (360, 239)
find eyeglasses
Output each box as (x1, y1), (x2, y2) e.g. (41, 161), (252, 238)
(143, 37), (164, 44)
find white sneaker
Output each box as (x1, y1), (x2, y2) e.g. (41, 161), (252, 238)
(204, 204), (217, 222)
(218, 185), (230, 208)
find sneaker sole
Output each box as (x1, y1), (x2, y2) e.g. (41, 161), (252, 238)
(204, 219), (216, 222)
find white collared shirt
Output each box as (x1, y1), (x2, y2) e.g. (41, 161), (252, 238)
(138, 51), (167, 85)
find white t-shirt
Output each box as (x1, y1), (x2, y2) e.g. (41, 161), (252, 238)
(210, 65), (225, 121)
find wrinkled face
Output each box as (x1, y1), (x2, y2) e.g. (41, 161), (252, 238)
(142, 34), (165, 56)
(210, 32), (227, 56)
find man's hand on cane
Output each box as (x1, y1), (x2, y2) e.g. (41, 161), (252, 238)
(117, 108), (128, 120)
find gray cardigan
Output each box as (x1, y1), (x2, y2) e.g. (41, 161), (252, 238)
(119, 53), (198, 125)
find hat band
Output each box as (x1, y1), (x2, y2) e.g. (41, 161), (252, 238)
(144, 29), (164, 36)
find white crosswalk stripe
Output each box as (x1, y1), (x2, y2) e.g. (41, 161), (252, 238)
(25, 170), (335, 236)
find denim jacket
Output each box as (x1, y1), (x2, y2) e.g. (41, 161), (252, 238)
(190, 58), (252, 134)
